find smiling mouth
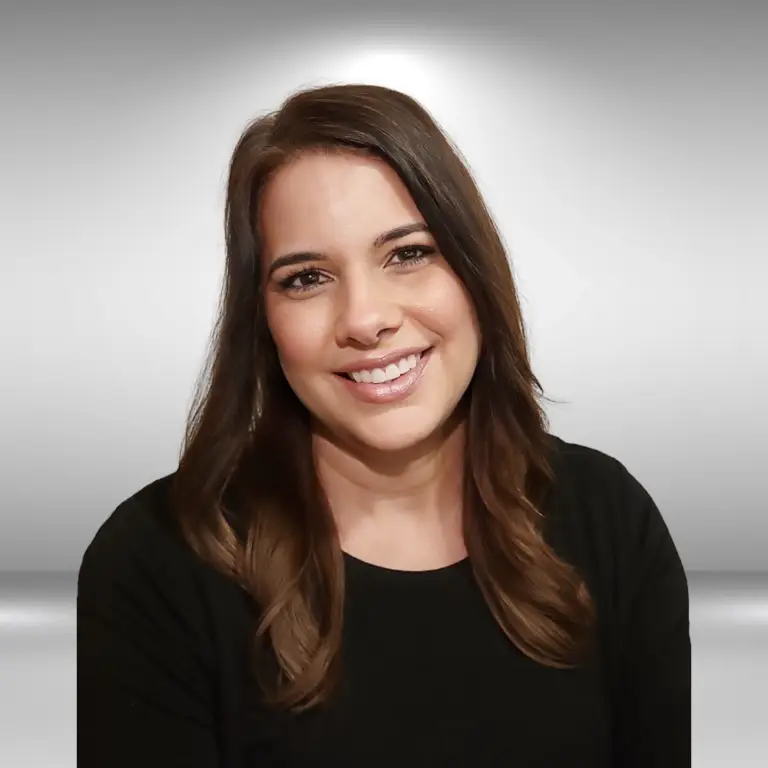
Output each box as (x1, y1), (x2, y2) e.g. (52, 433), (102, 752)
(336, 348), (433, 383)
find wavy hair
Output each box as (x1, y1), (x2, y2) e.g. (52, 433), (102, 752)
(170, 82), (595, 712)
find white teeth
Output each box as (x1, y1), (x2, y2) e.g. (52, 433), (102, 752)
(349, 353), (421, 384)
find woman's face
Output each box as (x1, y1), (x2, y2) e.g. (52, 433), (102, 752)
(259, 150), (481, 453)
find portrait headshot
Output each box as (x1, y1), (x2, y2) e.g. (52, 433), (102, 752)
(5, 2), (766, 767)
(75, 80), (691, 767)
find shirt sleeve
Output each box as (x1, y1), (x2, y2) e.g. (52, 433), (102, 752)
(609, 464), (691, 767)
(77, 500), (221, 768)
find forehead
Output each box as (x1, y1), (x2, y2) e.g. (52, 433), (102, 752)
(257, 151), (423, 254)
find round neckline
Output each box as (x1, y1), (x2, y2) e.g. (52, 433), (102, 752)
(342, 550), (470, 576)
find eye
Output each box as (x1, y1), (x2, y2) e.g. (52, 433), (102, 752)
(278, 268), (331, 293)
(389, 245), (435, 267)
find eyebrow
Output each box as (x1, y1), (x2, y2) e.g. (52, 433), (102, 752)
(265, 221), (431, 279)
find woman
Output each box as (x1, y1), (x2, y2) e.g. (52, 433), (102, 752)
(77, 83), (691, 767)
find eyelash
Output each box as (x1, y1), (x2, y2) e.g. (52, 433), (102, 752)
(276, 245), (436, 294)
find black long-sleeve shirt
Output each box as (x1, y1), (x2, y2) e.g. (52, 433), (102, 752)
(77, 434), (691, 767)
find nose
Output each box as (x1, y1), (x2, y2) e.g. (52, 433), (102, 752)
(334, 272), (403, 348)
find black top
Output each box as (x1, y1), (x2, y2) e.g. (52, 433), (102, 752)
(77, 435), (690, 767)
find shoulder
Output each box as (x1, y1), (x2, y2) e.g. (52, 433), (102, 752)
(544, 432), (688, 622)
(545, 431), (677, 552)
(545, 432), (665, 541)
(547, 432), (632, 492)
(79, 472), (183, 577)
(543, 433), (682, 581)
(77, 472), (217, 627)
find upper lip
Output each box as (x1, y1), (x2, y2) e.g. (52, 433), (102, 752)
(336, 346), (431, 374)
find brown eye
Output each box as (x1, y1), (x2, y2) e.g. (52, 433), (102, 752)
(389, 245), (434, 267)
(278, 269), (330, 293)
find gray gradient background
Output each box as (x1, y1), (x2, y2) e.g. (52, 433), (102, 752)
(1, 0), (766, 766)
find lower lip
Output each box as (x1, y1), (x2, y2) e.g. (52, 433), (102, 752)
(336, 349), (433, 404)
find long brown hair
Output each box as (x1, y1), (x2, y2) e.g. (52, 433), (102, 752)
(171, 82), (595, 712)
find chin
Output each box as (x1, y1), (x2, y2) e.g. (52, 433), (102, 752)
(344, 412), (446, 454)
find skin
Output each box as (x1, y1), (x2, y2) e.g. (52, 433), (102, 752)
(259, 150), (482, 570)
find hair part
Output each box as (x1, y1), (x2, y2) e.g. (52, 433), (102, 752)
(170, 82), (595, 712)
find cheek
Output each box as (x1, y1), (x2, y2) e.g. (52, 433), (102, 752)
(444, 306), (481, 366)
(266, 300), (328, 373)
(418, 272), (480, 349)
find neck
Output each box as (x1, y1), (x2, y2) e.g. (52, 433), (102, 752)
(311, 415), (468, 561)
